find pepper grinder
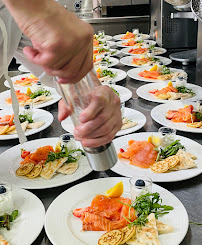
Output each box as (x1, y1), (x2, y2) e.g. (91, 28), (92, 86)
(54, 69), (118, 171)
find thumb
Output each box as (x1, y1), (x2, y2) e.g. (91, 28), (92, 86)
(23, 46), (40, 63)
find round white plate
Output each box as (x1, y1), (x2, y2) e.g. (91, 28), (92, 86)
(1, 187), (45, 245)
(18, 65), (30, 73)
(114, 85), (132, 102)
(94, 57), (119, 68)
(112, 132), (202, 182)
(0, 86), (61, 109)
(127, 67), (187, 83)
(151, 101), (202, 133)
(4, 73), (34, 89)
(0, 137), (92, 189)
(107, 40), (116, 47)
(121, 47), (167, 56)
(116, 40), (156, 48)
(0, 109), (53, 140)
(61, 108), (146, 137)
(113, 33), (150, 41)
(45, 177), (189, 245)
(99, 68), (127, 83)
(136, 82), (202, 103)
(120, 56), (172, 67)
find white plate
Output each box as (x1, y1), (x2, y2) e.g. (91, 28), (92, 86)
(0, 138), (92, 189)
(112, 132), (202, 182)
(105, 35), (112, 41)
(94, 57), (119, 68)
(100, 68), (127, 83)
(114, 85), (132, 103)
(4, 73), (34, 89)
(151, 101), (202, 133)
(1, 187), (45, 245)
(113, 33), (150, 41)
(116, 40), (156, 48)
(0, 86), (61, 109)
(136, 82), (202, 103)
(121, 47), (167, 56)
(127, 67), (187, 83)
(0, 109), (53, 140)
(61, 108), (146, 137)
(120, 56), (172, 67)
(18, 65), (30, 73)
(45, 177), (189, 245)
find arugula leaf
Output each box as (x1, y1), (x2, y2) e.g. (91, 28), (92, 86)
(98, 48), (109, 53)
(0, 210), (18, 230)
(149, 45), (155, 50)
(176, 86), (195, 96)
(100, 70), (116, 78)
(45, 145), (85, 164)
(194, 112), (202, 121)
(19, 114), (33, 123)
(161, 65), (171, 75)
(111, 88), (119, 96)
(29, 89), (51, 99)
(136, 40), (144, 43)
(122, 192), (173, 227)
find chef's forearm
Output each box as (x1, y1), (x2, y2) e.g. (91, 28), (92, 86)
(2, 0), (60, 33)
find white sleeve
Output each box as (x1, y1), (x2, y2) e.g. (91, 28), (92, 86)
(0, 3), (22, 78)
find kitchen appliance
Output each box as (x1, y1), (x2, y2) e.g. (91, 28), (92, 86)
(191, 0), (202, 85)
(56, 0), (93, 19)
(150, 0), (198, 49)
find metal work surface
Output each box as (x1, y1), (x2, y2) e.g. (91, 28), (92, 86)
(1, 48), (202, 245)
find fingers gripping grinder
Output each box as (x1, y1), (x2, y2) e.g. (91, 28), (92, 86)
(54, 69), (118, 171)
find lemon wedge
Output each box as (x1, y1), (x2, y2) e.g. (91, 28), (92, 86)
(105, 182), (124, 198)
(29, 74), (36, 78)
(55, 142), (61, 152)
(148, 135), (160, 147)
(167, 81), (173, 86)
(26, 87), (32, 95)
(184, 104), (188, 108)
(150, 64), (158, 71)
(96, 68), (101, 73)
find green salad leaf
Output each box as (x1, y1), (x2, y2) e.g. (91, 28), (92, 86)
(176, 86), (195, 96)
(161, 65), (171, 75)
(19, 114), (33, 123)
(0, 210), (18, 230)
(194, 112), (202, 121)
(156, 140), (185, 161)
(45, 145), (85, 164)
(28, 89), (51, 99)
(100, 69), (116, 78)
(120, 192), (173, 227)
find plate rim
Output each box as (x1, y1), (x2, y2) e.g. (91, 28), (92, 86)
(111, 132), (202, 182)
(0, 108), (54, 140)
(44, 176), (189, 245)
(150, 102), (202, 133)
(2, 187), (45, 245)
(0, 137), (92, 189)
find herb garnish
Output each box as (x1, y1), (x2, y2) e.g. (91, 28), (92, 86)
(161, 65), (171, 75)
(45, 145), (85, 164)
(120, 192), (173, 227)
(101, 57), (111, 65)
(98, 48), (109, 53)
(28, 89), (51, 99)
(176, 86), (195, 96)
(149, 45), (155, 50)
(136, 40), (144, 43)
(156, 140), (185, 162)
(111, 88), (119, 96)
(0, 210), (18, 230)
(194, 112), (202, 121)
(19, 114), (33, 123)
(100, 70), (116, 78)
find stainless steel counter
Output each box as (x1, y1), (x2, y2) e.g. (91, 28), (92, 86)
(1, 48), (202, 245)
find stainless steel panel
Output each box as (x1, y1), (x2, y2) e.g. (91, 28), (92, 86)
(196, 21), (202, 85)
(57, 0), (93, 12)
(131, 0), (149, 4)
(100, 0), (132, 7)
(84, 16), (150, 35)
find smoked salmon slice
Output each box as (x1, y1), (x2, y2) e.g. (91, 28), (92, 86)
(121, 32), (135, 39)
(166, 105), (197, 123)
(118, 141), (158, 168)
(73, 195), (136, 231)
(139, 70), (160, 79)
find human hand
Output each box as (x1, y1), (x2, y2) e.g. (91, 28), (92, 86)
(4, 0), (93, 84)
(58, 85), (122, 147)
